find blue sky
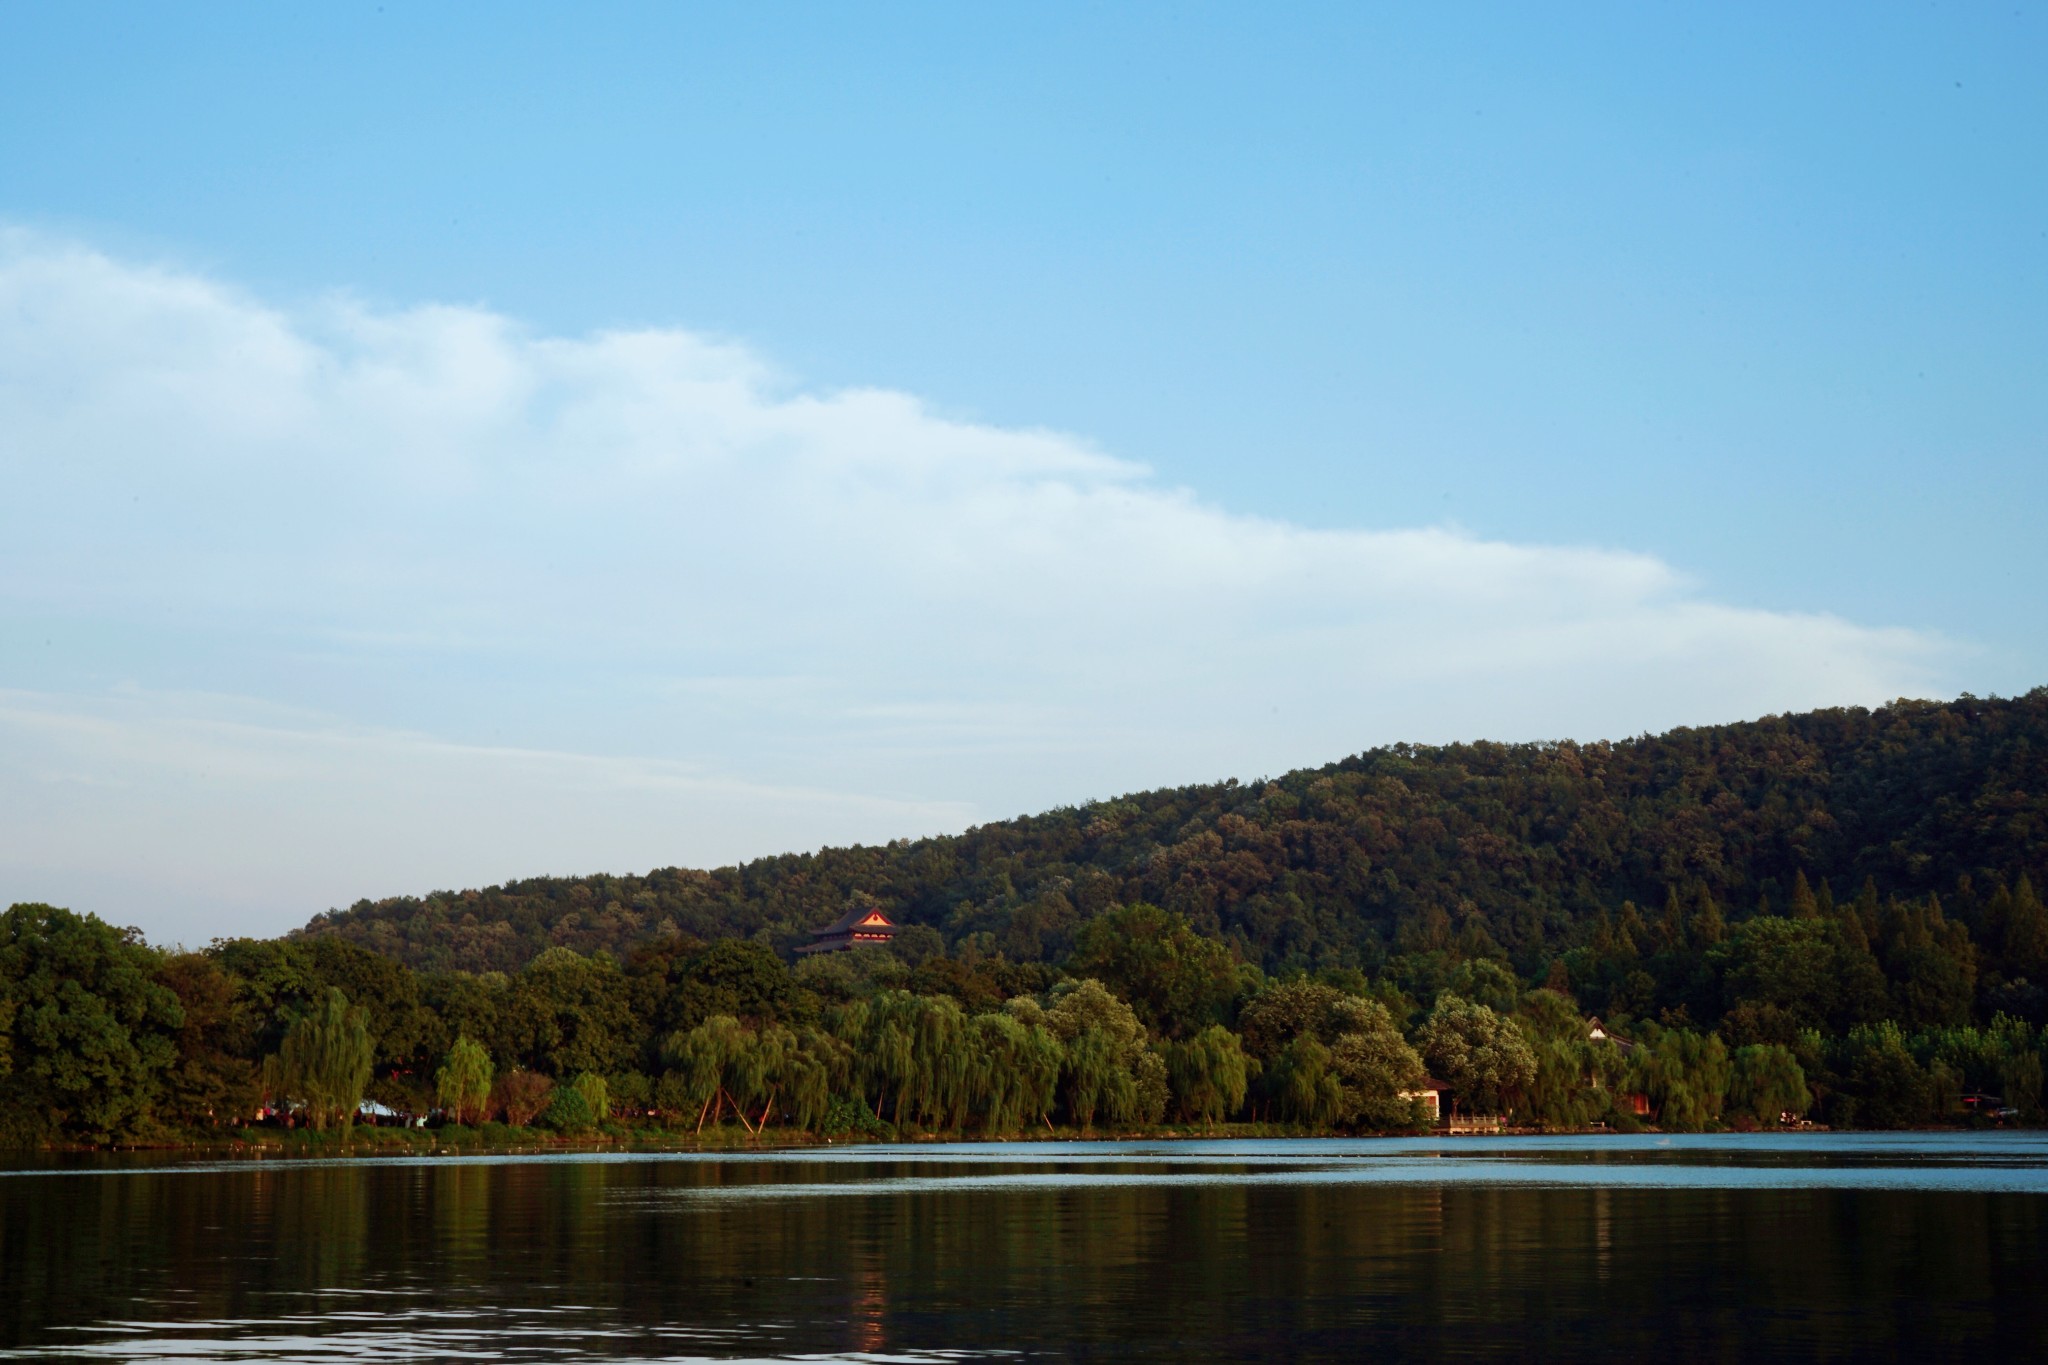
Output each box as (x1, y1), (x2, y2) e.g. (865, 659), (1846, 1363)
(2, 5), (2043, 943)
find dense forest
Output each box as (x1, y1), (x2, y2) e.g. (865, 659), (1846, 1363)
(305, 691), (2047, 1002)
(2, 690), (2045, 1146)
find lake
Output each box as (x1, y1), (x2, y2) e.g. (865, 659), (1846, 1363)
(1, 1134), (2044, 1361)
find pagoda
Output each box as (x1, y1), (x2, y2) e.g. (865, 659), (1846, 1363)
(795, 904), (900, 955)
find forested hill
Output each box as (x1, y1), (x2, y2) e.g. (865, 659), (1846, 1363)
(300, 691), (2047, 980)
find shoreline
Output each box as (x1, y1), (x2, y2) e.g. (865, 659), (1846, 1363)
(35, 1119), (2008, 1162)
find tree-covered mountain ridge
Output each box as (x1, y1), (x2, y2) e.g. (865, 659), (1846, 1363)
(301, 689), (2048, 984)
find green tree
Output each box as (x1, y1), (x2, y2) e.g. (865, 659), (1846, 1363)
(1328, 1005), (1429, 1130)
(663, 1014), (754, 1131)
(271, 988), (374, 1130)
(1833, 1021), (1932, 1128)
(1238, 979), (1387, 1059)
(1166, 1024), (1249, 1126)
(1044, 979), (1168, 1126)
(435, 1035), (494, 1124)
(1714, 918), (1888, 1035)
(156, 951), (260, 1128)
(658, 939), (812, 1036)
(300, 936), (431, 1073)
(1267, 1035), (1343, 1127)
(1511, 991), (1628, 1129)
(1877, 895), (1977, 1029)
(970, 1009), (1061, 1133)
(1728, 1043), (1809, 1126)
(541, 1079), (596, 1132)
(501, 948), (634, 1077)
(571, 1071), (609, 1124)
(1066, 903), (1240, 1039)
(492, 1068), (553, 1125)
(1993, 875), (2048, 981)
(1415, 993), (1536, 1118)
(0, 904), (184, 1141)
(1626, 1024), (1731, 1132)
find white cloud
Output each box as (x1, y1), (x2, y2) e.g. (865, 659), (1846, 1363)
(0, 231), (1951, 941)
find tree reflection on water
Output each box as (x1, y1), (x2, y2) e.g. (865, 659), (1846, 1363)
(0, 1143), (2043, 1360)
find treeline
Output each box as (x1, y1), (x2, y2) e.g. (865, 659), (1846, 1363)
(300, 693), (2048, 1015)
(4, 893), (2046, 1147)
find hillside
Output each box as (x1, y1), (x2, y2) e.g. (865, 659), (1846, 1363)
(299, 690), (2048, 984)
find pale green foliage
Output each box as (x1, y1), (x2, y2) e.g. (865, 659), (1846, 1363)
(1045, 979), (1168, 1127)
(1628, 1024), (1731, 1131)
(435, 1035), (493, 1124)
(272, 988), (374, 1130)
(663, 1014), (754, 1127)
(971, 1009), (1062, 1133)
(664, 1014), (850, 1133)
(779, 1027), (850, 1130)
(571, 1071), (609, 1122)
(1269, 1035), (1343, 1126)
(1911, 1013), (2047, 1119)
(1514, 991), (1628, 1129)
(1166, 1024), (1249, 1126)
(1728, 1043), (1810, 1125)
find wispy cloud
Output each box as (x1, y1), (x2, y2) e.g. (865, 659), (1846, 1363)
(0, 230), (1951, 940)
(0, 686), (971, 945)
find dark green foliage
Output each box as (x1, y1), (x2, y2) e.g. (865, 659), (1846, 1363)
(540, 1080), (596, 1133)
(819, 1095), (893, 1138)
(1712, 918), (1887, 1034)
(294, 692), (2048, 987)
(156, 952), (260, 1127)
(654, 939), (816, 1036)
(500, 948), (635, 1077)
(1833, 1022), (1935, 1129)
(0, 904), (183, 1141)
(11, 691), (2048, 1143)
(1416, 993), (1537, 1117)
(1728, 1044), (1811, 1126)
(1066, 903), (1240, 1039)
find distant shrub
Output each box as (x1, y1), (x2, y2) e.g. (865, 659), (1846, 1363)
(820, 1097), (894, 1139)
(541, 1085), (596, 1134)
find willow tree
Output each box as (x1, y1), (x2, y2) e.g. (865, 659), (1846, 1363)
(664, 1014), (753, 1131)
(971, 1009), (1062, 1134)
(776, 1027), (850, 1131)
(1166, 1025), (1249, 1127)
(1268, 1035), (1343, 1127)
(272, 988), (374, 1130)
(1043, 979), (1167, 1127)
(1728, 1043), (1809, 1126)
(1627, 1024), (1732, 1131)
(435, 1035), (493, 1124)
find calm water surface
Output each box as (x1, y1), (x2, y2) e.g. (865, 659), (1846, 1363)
(1, 1134), (2044, 1362)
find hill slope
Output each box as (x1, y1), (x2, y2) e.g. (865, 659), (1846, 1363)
(298, 691), (2048, 979)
